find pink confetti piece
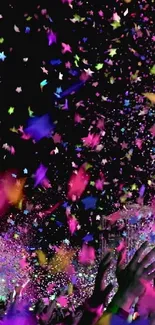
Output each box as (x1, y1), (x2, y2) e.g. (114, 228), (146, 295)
(138, 279), (155, 315)
(82, 133), (100, 148)
(41, 202), (62, 217)
(135, 138), (143, 150)
(47, 283), (55, 294)
(149, 124), (155, 137)
(57, 296), (68, 308)
(116, 240), (126, 252)
(67, 215), (78, 235)
(105, 210), (122, 224)
(66, 264), (75, 276)
(61, 0), (73, 4)
(67, 164), (90, 201)
(95, 179), (104, 190)
(78, 244), (95, 265)
(61, 42), (72, 54)
(19, 257), (29, 269)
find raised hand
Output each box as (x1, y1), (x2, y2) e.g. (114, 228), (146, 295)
(77, 252), (113, 325)
(116, 242), (155, 298)
(108, 242), (155, 313)
(88, 251), (113, 308)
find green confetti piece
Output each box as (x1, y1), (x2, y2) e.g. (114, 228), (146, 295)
(0, 38), (4, 43)
(74, 55), (80, 61)
(28, 106), (34, 117)
(111, 21), (121, 29)
(8, 106), (15, 114)
(150, 65), (155, 75)
(95, 63), (103, 70)
(26, 16), (32, 21)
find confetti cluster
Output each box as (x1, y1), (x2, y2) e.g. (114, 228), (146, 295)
(0, 234), (31, 300)
(0, 0), (154, 306)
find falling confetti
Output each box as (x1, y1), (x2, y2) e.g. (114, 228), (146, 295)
(0, 0), (154, 308)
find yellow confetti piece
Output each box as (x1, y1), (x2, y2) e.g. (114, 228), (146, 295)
(148, 180), (152, 185)
(50, 247), (74, 274)
(131, 184), (138, 191)
(123, 0), (132, 2)
(0, 38), (4, 43)
(18, 199), (23, 210)
(120, 195), (127, 203)
(36, 250), (47, 266)
(142, 93), (155, 104)
(5, 178), (26, 205)
(10, 127), (18, 133)
(14, 233), (19, 239)
(68, 283), (73, 295)
(85, 163), (92, 170)
(26, 16), (32, 21)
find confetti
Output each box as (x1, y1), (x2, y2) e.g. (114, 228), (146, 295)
(24, 114), (54, 141)
(78, 244), (95, 265)
(67, 164), (90, 201)
(0, 0), (154, 307)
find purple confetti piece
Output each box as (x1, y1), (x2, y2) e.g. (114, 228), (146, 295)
(139, 185), (145, 197)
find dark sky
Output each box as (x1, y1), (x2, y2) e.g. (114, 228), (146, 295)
(0, 0), (154, 253)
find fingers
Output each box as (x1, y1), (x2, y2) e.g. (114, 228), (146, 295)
(116, 248), (126, 274)
(101, 251), (111, 265)
(95, 260), (111, 289)
(129, 241), (148, 270)
(92, 282), (113, 306)
(98, 252), (112, 275)
(148, 270), (155, 280)
(144, 261), (155, 276)
(140, 247), (155, 269)
(102, 283), (113, 301)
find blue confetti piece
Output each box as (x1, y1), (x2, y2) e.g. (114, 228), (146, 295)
(25, 27), (30, 33)
(82, 234), (94, 242)
(139, 185), (145, 197)
(140, 55), (146, 60)
(56, 87), (62, 94)
(129, 216), (138, 225)
(71, 276), (77, 285)
(59, 81), (85, 98)
(124, 99), (130, 107)
(24, 210), (29, 215)
(69, 69), (79, 76)
(56, 221), (63, 227)
(50, 59), (62, 65)
(81, 196), (97, 210)
(75, 147), (82, 152)
(25, 114), (54, 141)
(62, 202), (68, 208)
(122, 231), (127, 237)
(150, 232), (155, 243)
(40, 79), (48, 87)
